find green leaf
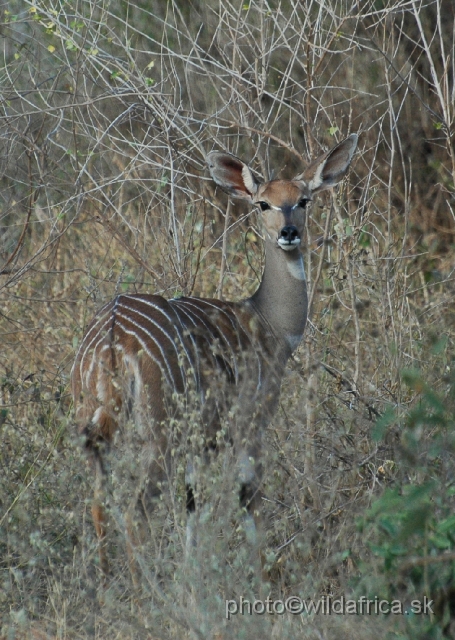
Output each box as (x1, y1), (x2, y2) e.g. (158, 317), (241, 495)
(431, 335), (448, 355)
(372, 407), (395, 441)
(437, 515), (455, 535)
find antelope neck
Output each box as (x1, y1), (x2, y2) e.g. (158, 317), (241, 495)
(247, 240), (308, 356)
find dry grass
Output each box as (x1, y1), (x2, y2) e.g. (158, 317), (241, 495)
(1, 0), (455, 637)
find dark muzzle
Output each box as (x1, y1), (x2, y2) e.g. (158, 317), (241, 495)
(279, 225), (300, 243)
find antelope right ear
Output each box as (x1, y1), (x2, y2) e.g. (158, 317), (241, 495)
(207, 151), (260, 201)
(296, 134), (358, 193)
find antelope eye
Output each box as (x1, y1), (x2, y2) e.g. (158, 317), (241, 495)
(258, 201), (270, 211)
(298, 198), (310, 208)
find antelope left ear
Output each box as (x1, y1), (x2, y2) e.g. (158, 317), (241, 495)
(296, 134), (358, 193)
(207, 151), (260, 200)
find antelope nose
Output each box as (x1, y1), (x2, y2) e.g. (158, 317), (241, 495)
(279, 225), (299, 243)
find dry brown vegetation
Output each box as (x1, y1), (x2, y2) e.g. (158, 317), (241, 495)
(1, 0), (455, 638)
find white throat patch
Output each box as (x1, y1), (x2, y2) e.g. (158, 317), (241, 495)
(286, 255), (306, 281)
(286, 334), (303, 351)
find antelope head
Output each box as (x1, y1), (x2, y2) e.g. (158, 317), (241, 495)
(207, 134), (358, 253)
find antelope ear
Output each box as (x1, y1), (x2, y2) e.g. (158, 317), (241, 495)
(207, 151), (260, 200)
(297, 134), (358, 193)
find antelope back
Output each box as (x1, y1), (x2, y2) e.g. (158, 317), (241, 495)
(72, 293), (280, 445)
